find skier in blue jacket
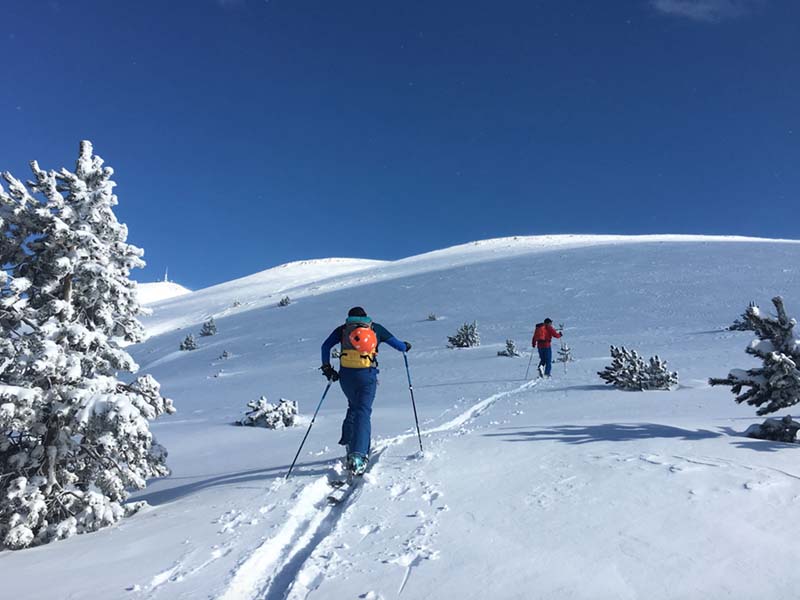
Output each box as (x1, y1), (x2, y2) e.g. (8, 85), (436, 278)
(320, 306), (410, 475)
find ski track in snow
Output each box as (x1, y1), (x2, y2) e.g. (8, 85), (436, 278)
(214, 378), (540, 600)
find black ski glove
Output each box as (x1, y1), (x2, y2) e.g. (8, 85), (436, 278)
(404, 341), (412, 352)
(320, 364), (339, 382)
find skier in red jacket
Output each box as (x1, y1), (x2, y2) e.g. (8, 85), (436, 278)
(532, 318), (562, 377)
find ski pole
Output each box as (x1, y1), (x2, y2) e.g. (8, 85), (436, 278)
(525, 349), (535, 380)
(403, 353), (424, 454)
(285, 381), (332, 479)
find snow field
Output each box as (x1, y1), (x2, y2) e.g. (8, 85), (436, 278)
(2, 236), (800, 599)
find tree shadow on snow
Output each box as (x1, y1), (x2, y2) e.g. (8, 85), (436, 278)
(486, 423), (722, 444)
(718, 426), (800, 453)
(133, 458), (335, 506)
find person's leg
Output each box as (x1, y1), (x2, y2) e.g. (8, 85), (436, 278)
(538, 348), (547, 368)
(544, 347), (553, 376)
(349, 369), (378, 457)
(338, 369), (357, 452)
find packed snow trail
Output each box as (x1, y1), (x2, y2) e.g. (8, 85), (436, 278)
(215, 378), (540, 600)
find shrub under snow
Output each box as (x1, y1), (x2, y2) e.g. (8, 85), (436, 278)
(598, 346), (678, 391)
(0, 141), (174, 550)
(557, 343), (574, 363)
(237, 397), (298, 429)
(180, 334), (198, 351)
(278, 296), (291, 307)
(497, 339), (521, 357)
(744, 415), (800, 443)
(448, 321), (480, 348)
(200, 318), (217, 337)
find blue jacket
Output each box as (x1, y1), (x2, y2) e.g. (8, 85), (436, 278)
(321, 321), (406, 365)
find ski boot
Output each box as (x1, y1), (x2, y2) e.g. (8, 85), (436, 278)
(537, 364), (545, 378)
(346, 453), (369, 476)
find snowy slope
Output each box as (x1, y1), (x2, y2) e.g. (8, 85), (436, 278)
(137, 281), (192, 305)
(3, 235), (800, 600)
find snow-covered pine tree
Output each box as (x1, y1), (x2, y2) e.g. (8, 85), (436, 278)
(710, 296), (800, 418)
(237, 396), (298, 429)
(729, 301), (757, 331)
(497, 339), (521, 357)
(218, 350), (230, 360)
(598, 346), (678, 391)
(180, 334), (197, 351)
(556, 343), (573, 363)
(447, 321), (480, 348)
(278, 296), (291, 307)
(744, 415), (800, 443)
(427, 313), (438, 321)
(200, 317), (217, 337)
(0, 141), (174, 550)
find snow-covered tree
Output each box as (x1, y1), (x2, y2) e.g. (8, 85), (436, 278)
(199, 318), (217, 337)
(237, 396), (298, 429)
(278, 296), (291, 307)
(598, 346), (678, 391)
(448, 321), (480, 348)
(0, 141), (174, 550)
(218, 350), (230, 360)
(497, 339), (521, 357)
(556, 343), (574, 363)
(180, 334), (197, 351)
(427, 313), (438, 321)
(729, 301), (757, 331)
(710, 296), (800, 416)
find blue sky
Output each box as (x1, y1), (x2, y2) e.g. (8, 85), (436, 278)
(2, 0), (798, 289)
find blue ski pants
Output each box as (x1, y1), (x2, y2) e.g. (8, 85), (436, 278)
(338, 367), (378, 457)
(538, 347), (553, 376)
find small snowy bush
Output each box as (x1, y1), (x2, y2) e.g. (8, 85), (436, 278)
(200, 318), (217, 337)
(710, 296), (800, 416)
(180, 334), (198, 351)
(497, 339), (521, 357)
(557, 343), (574, 363)
(278, 296), (291, 307)
(728, 301), (757, 331)
(448, 321), (480, 348)
(427, 313), (439, 321)
(0, 141), (174, 550)
(598, 346), (678, 391)
(744, 415), (800, 443)
(233, 299), (242, 308)
(218, 350), (230, 360)
(237, 397), (298, 429)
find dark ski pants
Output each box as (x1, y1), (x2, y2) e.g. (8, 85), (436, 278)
(538, 347), (553, 376)
(338, 367), (378, 457)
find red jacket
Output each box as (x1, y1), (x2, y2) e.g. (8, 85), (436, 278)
(532, 323), (561, 348)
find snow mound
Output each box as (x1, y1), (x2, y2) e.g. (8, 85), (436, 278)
(137, 281), (192, 305)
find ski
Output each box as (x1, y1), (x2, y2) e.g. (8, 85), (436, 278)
(327, 475), (358, 505)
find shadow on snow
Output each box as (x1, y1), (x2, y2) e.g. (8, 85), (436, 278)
(485, 422), (722, 444)
(133, 458), (335, 506)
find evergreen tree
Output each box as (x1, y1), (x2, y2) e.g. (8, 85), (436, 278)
(728, 301), (757, 331)
(556, 343), (574, 363)
(200, 317), (217, 337)
(598, 346), (678, 391)
(180, 334), (197, 351)
(448, 321), (480, 348)
(497, 339), (521, 357)
(0, 142), (174, 550)
(427, 313), (438, 321)
(710, 296), (800, 416)
(278, 296), (291, 307)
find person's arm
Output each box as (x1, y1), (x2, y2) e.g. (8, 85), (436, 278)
(321, 326), (343, 364)
(549, 324), (562, 339)
(374, 323), (409, 352)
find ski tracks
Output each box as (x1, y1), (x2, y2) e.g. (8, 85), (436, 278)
(214, 378), (540, 600)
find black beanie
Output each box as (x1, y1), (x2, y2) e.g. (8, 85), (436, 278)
(348, 306), (367, 317)
(544, 318), (553, 324)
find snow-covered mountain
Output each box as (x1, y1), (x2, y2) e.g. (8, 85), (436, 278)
(4, 235), (800, 600)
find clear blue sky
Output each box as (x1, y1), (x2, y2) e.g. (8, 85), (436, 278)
(2, 0), (798, 289)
